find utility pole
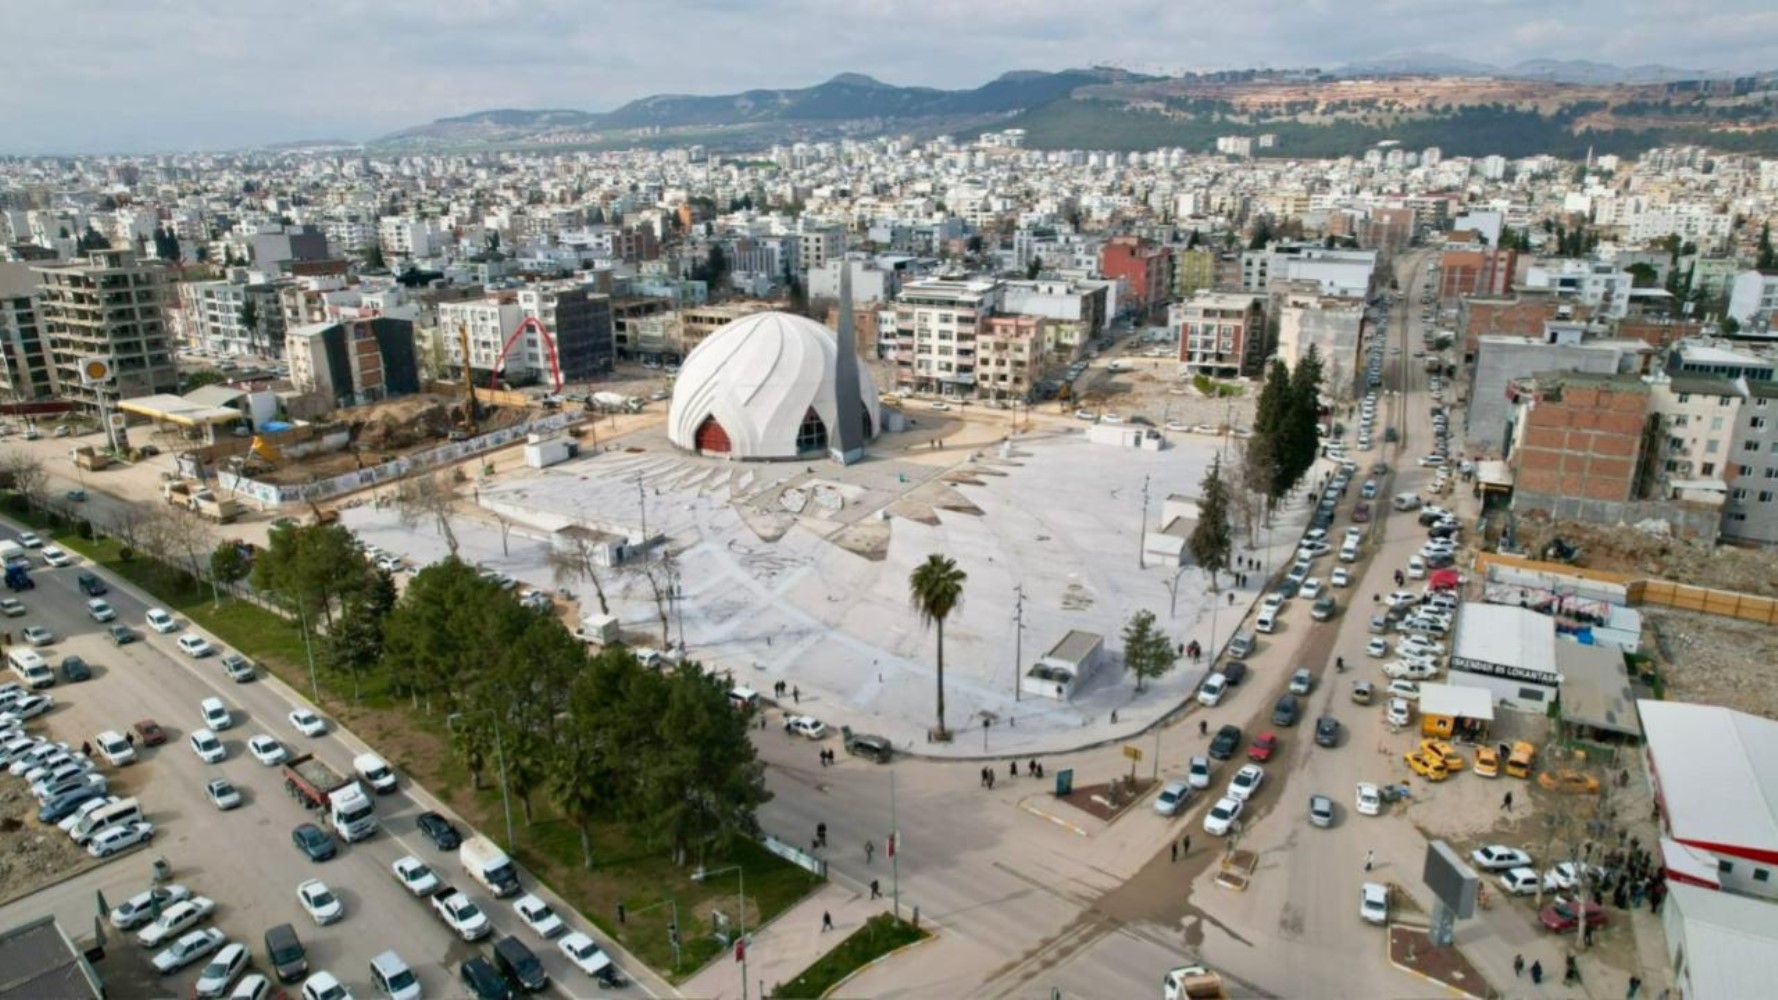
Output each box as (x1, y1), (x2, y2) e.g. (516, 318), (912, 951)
(890, 769), (902, 921)
(1138, 474), (1150, 569)
(1012, 584), (1024, 701)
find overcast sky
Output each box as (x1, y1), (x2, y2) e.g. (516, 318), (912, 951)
(3, 0), (1774, 153)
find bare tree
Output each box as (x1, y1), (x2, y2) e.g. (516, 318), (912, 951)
(155, 506), (218, 584)
(633, 547), (677, 648)
(394, 470), (461, 555)
(547, 527), (611, 615)
(0, 450), (48, 511)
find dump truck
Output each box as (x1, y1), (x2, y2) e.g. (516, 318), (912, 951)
(161, 481), (244, 523)
(72, 446), (111, 471)
(282, 753), (378, 841)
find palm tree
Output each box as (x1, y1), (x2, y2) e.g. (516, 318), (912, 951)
(908, 554), (967, 737)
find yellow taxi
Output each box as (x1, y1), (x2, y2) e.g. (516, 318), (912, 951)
(1404, 749), (1451, 782)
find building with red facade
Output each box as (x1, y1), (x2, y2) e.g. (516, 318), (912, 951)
(1099, 235), (1172, 321)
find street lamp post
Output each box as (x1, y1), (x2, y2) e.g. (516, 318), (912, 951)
(294, 598), (321, 705)
(448, 709), (515, 850)
(694, 865), (748, 1000)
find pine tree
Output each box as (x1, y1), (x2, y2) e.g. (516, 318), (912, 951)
(1121, 609), (1178, 693)
(1190, 455), (1233, 590)
(1285, 345), (1325, 488)
(1252, 359), (1295, 506)
(1759, 223), (1776, 271)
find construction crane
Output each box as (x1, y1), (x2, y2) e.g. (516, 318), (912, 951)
(456, 321), (479, 436)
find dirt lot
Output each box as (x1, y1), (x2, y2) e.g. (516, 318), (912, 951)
(256, 392), (535, 485)
(0, 774), (105, 905)
(1514, 515), (1778, 597)
(1645, 608), (1778, 719)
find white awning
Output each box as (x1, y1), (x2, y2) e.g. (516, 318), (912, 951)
(1418, 682), (1494, 721)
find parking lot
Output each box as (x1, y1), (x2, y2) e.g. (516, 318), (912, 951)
(0, 532), (647, 998)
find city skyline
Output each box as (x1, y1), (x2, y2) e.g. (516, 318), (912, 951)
(2, 0), (1776, 154)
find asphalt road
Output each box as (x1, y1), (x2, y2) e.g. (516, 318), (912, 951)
(0, 530), (651, 999)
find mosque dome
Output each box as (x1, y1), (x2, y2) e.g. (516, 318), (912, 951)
(667, 311), (881, 460)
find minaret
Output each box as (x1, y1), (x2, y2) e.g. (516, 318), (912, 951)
(829, 262), (867, 465)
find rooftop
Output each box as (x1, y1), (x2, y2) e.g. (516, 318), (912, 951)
(1639, 699), (1778, 861)
(1662, 881), (1778, 999)
(1452, 603), (1556, 679)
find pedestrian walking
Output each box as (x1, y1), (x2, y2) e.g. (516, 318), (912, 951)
(1172, 842), (1179, 863)
(1181, 834), (1191, 855)
(1530, 960), (1543, 985)
(81, 740), (92, 757)
(870, 879), (881, 900)
(792, 686), (800, 704)
(1365, 850), (1375, 871)
(1199, 719), (1209, 737)
(1010, 760), (1019, 778)
(987, 770), (996, 789)
(124, 731), (135, 747)
(1503, 790), (1514, 811)
(980, 766), (989, 788)
(1627, 975), (1642, 999)
(1513, 954), (1525, 978)
(821, 911), (834, 932)
(816, 823), (827, 847)
(865, 840), (875, 863)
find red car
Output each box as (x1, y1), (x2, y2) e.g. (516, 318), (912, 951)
(1247, 732), (1279, 763)
(133, 719), (167, 747)
(1539, 899), (1607, 933)
(1353, 502), (1372, 523)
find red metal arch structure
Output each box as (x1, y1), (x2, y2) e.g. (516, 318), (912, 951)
(492, 316), (564, 393)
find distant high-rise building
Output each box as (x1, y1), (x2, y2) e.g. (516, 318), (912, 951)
(33, 248), (178, 407)
(0, 263), (51, 401)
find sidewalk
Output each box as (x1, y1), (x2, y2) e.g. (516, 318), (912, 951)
(678, 880), (904, 1000)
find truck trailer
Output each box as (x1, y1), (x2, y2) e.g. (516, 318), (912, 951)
(282, 753), (378, 841)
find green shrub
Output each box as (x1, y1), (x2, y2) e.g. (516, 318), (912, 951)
(118, 546), (134, 562)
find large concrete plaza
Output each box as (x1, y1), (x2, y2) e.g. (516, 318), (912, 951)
(343, 419), (1310, 757)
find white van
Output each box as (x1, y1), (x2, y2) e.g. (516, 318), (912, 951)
(199, 697), (232, 731)
(1255, 607), (1279, 634)
(1339, 539), (1360, 563)
(353, 753), (398, 794)
(72, 797), (142, 845)
(1392, 492), (1422, 512)
(8, 648), (53, 690)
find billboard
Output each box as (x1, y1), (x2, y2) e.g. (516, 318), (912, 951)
(1423, 839), (1479, 919)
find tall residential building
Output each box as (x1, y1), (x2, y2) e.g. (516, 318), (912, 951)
(286, 317), (421, 408)
(1723, 380), (1778, 546)
(32, 248), (178, 406)
(437, 296), (525, 377)
(1439, 244), (1517, 301)
(0, 263), (51, 401)
(177, 279), (287, 357)
(1172, 248), (1218, 298)
(890, 278), (1004, 397)
(795, 227), (844, 276)
(1099, 235), (1171, 321)
(1173, 291), (1266, 377)
(1644, 371), (1745, 489)
(977, 314), (1041, 401)
(516, 284), (614, 383)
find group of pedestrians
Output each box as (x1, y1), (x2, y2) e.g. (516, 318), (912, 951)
(979, 759), (1045, 788)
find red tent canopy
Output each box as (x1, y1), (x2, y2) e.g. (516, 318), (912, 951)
(1428, 569), (1462, 591)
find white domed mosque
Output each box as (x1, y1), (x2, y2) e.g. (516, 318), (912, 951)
(668, 268), (880, 463)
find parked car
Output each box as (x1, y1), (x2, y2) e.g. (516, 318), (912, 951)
(1470, 845), (1534, 871)
(1203, 796), (1243, 836)
(1207, 725), (1242, 761)
(1540, 899), (1608, 933)
(1360, 882), (1389, 925)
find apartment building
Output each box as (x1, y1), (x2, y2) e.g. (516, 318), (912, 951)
(1726, 270), (1778, 331)
(1439, 243), (1516, 301)
(1242, 243), (1378, 299)
(976, 314), (1041, 402)
(1172, 248), (1218, 298)
(0, 263), (51, 402)
(999, 278), (1112, 341)
(1506, 371), (1653, 508)
(890, 278), (1003, 397)
(1522, 259), (1636, 320)
(516, 284), (614, 383)
(795, 227), (844, 276)
(1644, 371), (1744, 489)
(1173, 291), (1266, 378)
(177, 279), (287, 357)
(1468, 336), (1647, 452)
(32, 248), (178, 406)
(1275, 290), (1364, 395)
(679, 302), (774, 354)
(1099, 235), (1171, 321)
(437, 296), (524, 376)
(1724, 380), (1778, 545)
(286, 317), (421, 408)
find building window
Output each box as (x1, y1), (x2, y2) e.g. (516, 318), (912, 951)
(1734, 488), (1749, 501)
(1707, 440), (1720, 454)
(1678, 394), (1691, 404)
(1757, 869), (1772, 883)
(1763, 491), (1775, 504)
(1719, 860), (1734, 875)
(1741, 465), (1754, 476)
(1747, 441), (1762, 452)
(1721, 396), (1732, 406)
(1702, 463), (1716, 475)
(1755, 417), (1769, 429)
(1730, 512), (1747, 522)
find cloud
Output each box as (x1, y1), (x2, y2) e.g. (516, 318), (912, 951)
(0, 0), (1772, 152)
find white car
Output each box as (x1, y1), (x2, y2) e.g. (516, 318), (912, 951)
(1386, 698), (1412, 727)
(1227, 763), (1265, 802)
(1154, 778), (1192, 817)
(41, 546), (73, 567)
(1297, 540), (1330, 559)
(289, 709), (327, 737)
(297, 879), (344, 925)
(0, 597), (23, 617)
(1355, 782), (1381, 816)
(1386, 680), (1422, 702)
(137, 896), (217, 946)
(1543, 862), (1604, 892)
(87, 598), (117, 622)
(95, 730), (135, 766)
(558, 931), (615, 978)
(1300, 578), (1323, 601)
(189, 728), (225, 764)
(1398, 636), (1446, 658)
(110, 885), (193, 929)
(1186, 755), (1212, 790)
(1366, 637), (1389, 658)
(392, 856), (439, 897)
(88, 819), (155, 857)
(194, 941), (251, 998)
(299, 971), (350, 1000)
(178, 633), (215, 657)
(1385, 660), (1440, 681)
(1360, 882), (1389, 925)
(152, 928), (226, 974)
(787, 716), (827, 740)
(16, 531), (42, 548)
(206, 778), (242, 810)
(231, 973), (275, 1000)
(248, 735), (288, 766)
(514, 893), (567, 938)
(1203, 796), (1243, 836)
(1470, 845), (1534, 871)
(146, 608), (178, 633)
(1330, 567), (1351, 588)
(1260, 593), (1286, 614)
(1385, 590), (1418, 609)
(1498, 867), (1542, 896)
